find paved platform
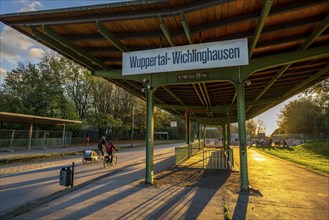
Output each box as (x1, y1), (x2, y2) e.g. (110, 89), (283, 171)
(1, 146), (328, 219)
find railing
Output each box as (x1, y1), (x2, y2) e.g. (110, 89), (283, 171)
(203, 149), (229, 169)
(175, 142), (234, 170)
(175, 144), (189, 164)
(228, 147), (234, 168)
(174, 140), (204, 164)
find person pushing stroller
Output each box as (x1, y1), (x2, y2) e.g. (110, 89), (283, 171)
(98, 136), (107, 156)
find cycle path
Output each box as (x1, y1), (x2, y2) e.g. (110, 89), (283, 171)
(227, 147), (329, 219)
(1, 146), (328, 219)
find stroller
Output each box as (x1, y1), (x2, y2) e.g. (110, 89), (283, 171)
(82, 150), (99, 164)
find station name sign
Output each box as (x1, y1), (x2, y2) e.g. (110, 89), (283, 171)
(122, 38), (248, 75)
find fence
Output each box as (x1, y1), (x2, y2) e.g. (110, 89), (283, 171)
(0, 129), (72, 151)
(175, 141), (234, 170)
(175, 140), (204, 164)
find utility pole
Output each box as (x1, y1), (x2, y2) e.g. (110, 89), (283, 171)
(131, 105), (135, 147)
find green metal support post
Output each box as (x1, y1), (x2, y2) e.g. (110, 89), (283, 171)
(198, 123), (201, 150)
(203, 125), (207, 147)
(186, 111), (191, 157)
(226, 113), (231, 150)
(222, 123), (226, 149)
(236, 82), (249, 191)
(146, 87), (154, 184)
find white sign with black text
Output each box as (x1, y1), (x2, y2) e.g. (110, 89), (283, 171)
(122, 38), (248, 75)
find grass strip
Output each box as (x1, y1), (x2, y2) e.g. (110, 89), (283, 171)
(255, 141), (329, 176)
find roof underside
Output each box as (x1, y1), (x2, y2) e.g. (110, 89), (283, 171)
(0, 112), (82, 125)
(1, 0), (328, 125)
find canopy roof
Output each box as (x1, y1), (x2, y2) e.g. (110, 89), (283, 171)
(0, 112), (82, 125)
(1, 0), (328, 124)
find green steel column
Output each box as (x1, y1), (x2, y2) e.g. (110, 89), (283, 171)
(203, 125), (207, 147)
(28, 123), (33, 150)
(146, 87), (154, 184)
(236, 82), (249, 191)
(188, 116), (192, 157)
(222, 124), (226, 149)
(198, 123), (201, 150)
(185, 111), (189, 145)
(226, 113), (231, 150)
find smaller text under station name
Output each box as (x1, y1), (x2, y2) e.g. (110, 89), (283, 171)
(122, 38), (248, 75)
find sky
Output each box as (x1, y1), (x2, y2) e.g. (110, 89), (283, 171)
(0, 0), (299, 135)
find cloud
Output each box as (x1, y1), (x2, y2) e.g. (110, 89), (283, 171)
(0, 68), (7, 76)
(28, 47), (44, 59)
(0, 26), (48, 64)
(0, 26), (34, 63)
(19, 0), (43, 12)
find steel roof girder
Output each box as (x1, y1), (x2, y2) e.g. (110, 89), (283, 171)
(94, 69), (142, 81)
(300, 13), (329, 50)
(180, 12), (193, 44)
(42, 25), (108, 69)
(244, 45), (329, 76)
(158, 66), (239, 87)
(162, 86), (185, 105)
(202, 83), (212, 106)
(190, 116), (238, 125)
(246, 15), (329, 112)
(156, 96), (280, 113)
(282, 64), (329, 99)
(30, 27), (96, 70)
(193, 84), (206, 106)
(97, 21), (129, 52)
(249, 0), (273, 58)
(159, 16), (175, 47)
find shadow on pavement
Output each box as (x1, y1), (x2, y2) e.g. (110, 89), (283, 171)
(232, 192), (249, 220)
(141, 168), (232, 219)
(6, 156), (175, 219)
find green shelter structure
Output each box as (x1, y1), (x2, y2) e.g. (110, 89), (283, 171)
(1, 0), (328, 191)
(0, 112), (82, 149)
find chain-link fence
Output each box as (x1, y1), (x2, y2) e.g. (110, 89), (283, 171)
(0, 129), (72, 151)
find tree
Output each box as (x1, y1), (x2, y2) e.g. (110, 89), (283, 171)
(0, 58), (76, 119)
(246, 119), (257, 138)
(277, 98), (322, 137)
(303, 79), (329, 139)
(256, 119), (266, 134)
(277, 78), (329, 140)
(60, 56), (93, 119)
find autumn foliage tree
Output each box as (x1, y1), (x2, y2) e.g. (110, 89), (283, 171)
(277, 79), (329, 140)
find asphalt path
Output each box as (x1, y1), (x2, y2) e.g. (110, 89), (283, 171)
(0, 143), (184, 214)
